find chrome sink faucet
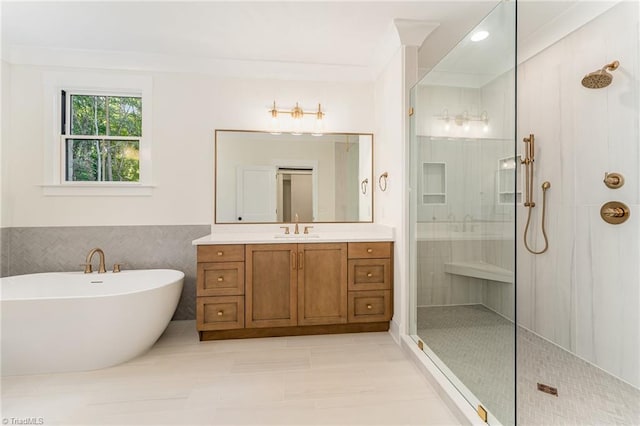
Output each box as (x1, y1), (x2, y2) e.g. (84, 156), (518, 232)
(294, 213), (300, 234)
(84, 247), (107, 274)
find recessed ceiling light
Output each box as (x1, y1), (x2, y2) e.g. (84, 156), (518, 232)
(471, 30), (489, 42)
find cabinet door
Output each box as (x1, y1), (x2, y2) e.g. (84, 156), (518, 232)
(298, 243), (348, 326)
(246, 244), (298, 328)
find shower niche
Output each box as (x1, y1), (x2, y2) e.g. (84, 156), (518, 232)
(421, 162), (446, 205)
(497, 156), (521, 205)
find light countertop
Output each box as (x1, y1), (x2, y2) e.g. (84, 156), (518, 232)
(192, 224), (394, 245)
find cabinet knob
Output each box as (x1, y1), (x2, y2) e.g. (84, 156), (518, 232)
(367, 272), (373, 278)
(366, 248), (373, 253)
(217, 311), (224, 316)
(366, 304), (373, 310)
(217, 276), (224, 282)
(217, 251), (223, 256)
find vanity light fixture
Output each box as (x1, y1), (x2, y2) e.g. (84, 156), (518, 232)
(438, 109), (489, 133)
(269, 101), (325, 136)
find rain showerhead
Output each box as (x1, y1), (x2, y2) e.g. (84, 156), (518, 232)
(581, 60), (620, 89)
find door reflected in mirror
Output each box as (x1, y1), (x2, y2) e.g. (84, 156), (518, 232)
(215, 130), (373, 224)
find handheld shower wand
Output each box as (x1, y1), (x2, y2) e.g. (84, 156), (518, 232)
(521, 134), (551, 255)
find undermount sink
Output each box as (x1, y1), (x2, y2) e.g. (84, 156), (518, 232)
(273, 234), (321, 239)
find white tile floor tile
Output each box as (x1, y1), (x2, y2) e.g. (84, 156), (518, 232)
(1, 321), (461, 426)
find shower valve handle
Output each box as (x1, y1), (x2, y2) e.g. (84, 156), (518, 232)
(602, 207), (626, 218)
(604, 172), (624, 189)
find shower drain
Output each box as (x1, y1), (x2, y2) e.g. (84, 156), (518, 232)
(537, 383), (558, 396)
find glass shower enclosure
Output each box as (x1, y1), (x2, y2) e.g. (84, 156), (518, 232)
(409, 1), (639, 425)
(409, 2), (516, 424)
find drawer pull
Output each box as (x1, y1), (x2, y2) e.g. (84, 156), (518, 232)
(217, 310), (224, 316)
(366, 248), (373, 253)
(217, 276), (224, 282)
(367, 272), (373, 277)
(367, 304), (373, 310)
(217, 251), (223, 256)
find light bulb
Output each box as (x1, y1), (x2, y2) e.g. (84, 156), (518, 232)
(312, 104), (324, 136)
(471, 30), (489, 42)
(483, 123), (489, 133)
(442, 109), (450, 132)
(291, 117), (302, 135)
(269, 101), (281, 135)
(270, 116), (281, 135)
(312, 119), (323, 136)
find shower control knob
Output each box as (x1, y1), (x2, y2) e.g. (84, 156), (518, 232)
(604, 172), (624, 189)
(600, 201), (630, 224)
(603, 207), (625, 218)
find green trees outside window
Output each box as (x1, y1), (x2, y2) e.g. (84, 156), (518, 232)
(65, 94), (142, 182)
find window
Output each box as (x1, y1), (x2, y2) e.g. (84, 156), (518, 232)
(62, 92), (142, 182)
(42, 72), (153, 196)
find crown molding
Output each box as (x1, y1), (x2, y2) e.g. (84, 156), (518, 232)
(4, 44), (377, 82)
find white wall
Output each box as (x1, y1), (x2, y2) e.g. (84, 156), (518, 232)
(374, 45), (419, 339)
(1, 61), (11, 228)
(3, 64), (374, 227)
(517, 2), (639, 388)
(374, 47), (405, 337)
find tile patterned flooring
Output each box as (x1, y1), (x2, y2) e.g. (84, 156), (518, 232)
(417, 305), (640, 426)
(1, 321), (459, 425)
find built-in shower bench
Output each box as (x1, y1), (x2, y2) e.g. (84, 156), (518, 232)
(444, 261), (512, 284)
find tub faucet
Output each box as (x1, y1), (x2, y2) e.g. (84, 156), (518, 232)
(84, 248), (107, 274)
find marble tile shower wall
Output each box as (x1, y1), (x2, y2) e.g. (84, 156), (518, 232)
(1, 225), (210, 320)
(517, 2), (639, 388)
(416, 239), (514, 320)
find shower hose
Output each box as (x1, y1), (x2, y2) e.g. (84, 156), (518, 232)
(523, 170), (550, 255)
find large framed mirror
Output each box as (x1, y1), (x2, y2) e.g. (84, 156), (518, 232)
(215, 130), (373, 224)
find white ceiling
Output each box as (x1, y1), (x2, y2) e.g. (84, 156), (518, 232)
(419, 1), (619, 88)
(1, 1), (498, 79)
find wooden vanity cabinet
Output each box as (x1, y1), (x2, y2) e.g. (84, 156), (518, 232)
(196, 241), (392, 341)
(244, 243), (348, 327)
(297, 243), (348, 326)
(347, 242), (393, 323)
(245, 244), (298, 328)
(196, 245), (245, 331)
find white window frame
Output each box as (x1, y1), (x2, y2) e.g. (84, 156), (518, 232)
(42, 71), (153, 196)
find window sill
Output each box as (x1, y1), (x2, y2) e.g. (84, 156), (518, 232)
(40, 183), (155, 197)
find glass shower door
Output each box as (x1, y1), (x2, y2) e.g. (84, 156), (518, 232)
(408, 2), (516, 425)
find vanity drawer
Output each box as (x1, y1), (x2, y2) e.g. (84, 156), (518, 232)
(197, 296), (245, 331)
(348, 259), (391, 291)
(198, 245), (245, 262)
(197, 262), (244, 296)
(348, 290), (392, 323)
(348, 242), (392, 259)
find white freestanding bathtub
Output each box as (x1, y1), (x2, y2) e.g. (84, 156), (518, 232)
(0, 269), (184, 375)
